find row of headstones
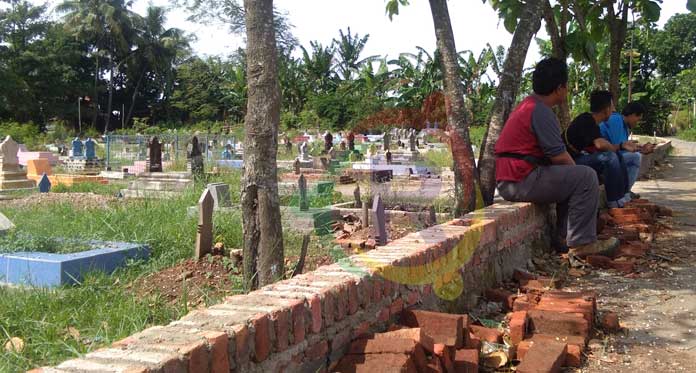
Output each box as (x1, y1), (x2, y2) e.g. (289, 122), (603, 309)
(70, 137), (99, 159)
(146, 136), (206, 174)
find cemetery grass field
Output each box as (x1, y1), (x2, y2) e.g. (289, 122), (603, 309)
(0, 170), (334, 371)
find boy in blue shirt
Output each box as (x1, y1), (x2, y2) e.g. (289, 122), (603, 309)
(600, 102), (645, 200)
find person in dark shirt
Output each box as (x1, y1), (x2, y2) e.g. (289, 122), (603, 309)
(563, 91), (633, 208)
(495, 58), (618, 257)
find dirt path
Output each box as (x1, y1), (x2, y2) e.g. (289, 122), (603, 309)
(572, 139), (696, 372)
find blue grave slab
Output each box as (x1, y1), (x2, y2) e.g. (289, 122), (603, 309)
(0, 241), (149, 287)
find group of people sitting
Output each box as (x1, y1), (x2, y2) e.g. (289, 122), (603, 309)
(495, 57), (646, 257)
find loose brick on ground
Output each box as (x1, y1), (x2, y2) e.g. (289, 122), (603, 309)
(400, 310), (464, 348)
(508, 311), (528, 345)
(348, 338), (427, 372)
(527, 310), (590, 342)
(601, 312), (621, 332)
(516, 340), (567, 373)
(453, 349), (478, 373)
(516, 334), (585, 367)
(332, 353), (418, 373)
(369, 328), (435, 354)
(484, 288), (516, 311)
(469, 325), (503, 344)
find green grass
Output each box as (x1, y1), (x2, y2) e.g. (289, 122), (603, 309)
(51, 182), (125, 196)
(0, 232), (93, 254)
(0, 168), (343, 371)
(677, 128), (696, 142)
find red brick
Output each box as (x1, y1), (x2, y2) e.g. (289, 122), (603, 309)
(513, 294), (536, 312)
(348, 281), (359, 315)
(453, 349), (478, 373)
(527, 310), (590, 341)
(433, 343), (454, 373)
(372, 279), (383, 302)
(615, 243), (648, 258)
(252, 315), (271, 363)
(377, 307), (390, 322)
(202, 331), (230, 373)
(390, 298), (404, 316)
(517, 334), (584, 367)
(175, 339), (208, 373)
(485, 288), (516, 311)
(516, 340), (567, 373)
(305, 340), (329, 360)
(383, 279), (393, 298)
(401, 310), (464, 348)
(601, 312), (621, 332)
(425, 356), (444, 373)
(290, 300), (306, 344)
(371, 328), (435, 354)
(536, 292), (595, 324)
(323, 291), (336, 327)
(333, 353), (418, 373)
(232, 324), (250, 363)
(520, 277), (559, 293)
(353, 321), (372, 339)
(349, 338), (427, 372)
(611, 259), (635, 273)
(469, 325), (502, 344)
(465, 332), (481, 350)
(271, 308), (290, 352)
(508, 311), (528, 346)
(586, 255), (613, 269)
(335, 286), (348, 321)
(306, 294), (322, 334)
(357, 278), (372, 309)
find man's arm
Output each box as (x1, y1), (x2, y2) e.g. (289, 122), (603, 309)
(593, 137), (638, 152)
(550, 151), (575, 165)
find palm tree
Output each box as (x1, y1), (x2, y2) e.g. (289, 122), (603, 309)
(333, 27), (379, 81)
(125, 5), (190, 126)
(300, 41), (336, 93)
(58, 0), (137, 132)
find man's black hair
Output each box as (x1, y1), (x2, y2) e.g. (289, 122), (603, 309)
(622, 102), (646, 117)
(590, 90), (613, 113)
(533, 58), (568, 95)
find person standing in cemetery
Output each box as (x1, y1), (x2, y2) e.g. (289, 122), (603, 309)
(495, 58), (618, 256)
(563, 90), (631, 208)
(600, 102), (646, 200)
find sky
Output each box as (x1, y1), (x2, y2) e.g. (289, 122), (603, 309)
(38, 0), (689, 64)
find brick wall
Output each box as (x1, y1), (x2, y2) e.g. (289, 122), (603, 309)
(32, 202), (550, 373)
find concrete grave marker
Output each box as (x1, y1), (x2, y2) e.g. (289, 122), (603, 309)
(147, 137), (163, 172)
(0, 136), (19, 166)
(362, 202), (369, 228)
(207, 182), (231, 208)
(195, 189), (214, 259)
(71, 138), (83, 157)
(188, 136), (204, 176)
(298, 174), (309, 211)
(38, 173), (51, 193)
(84, 138), (96, 160)
(383, 131), (391, 151)
(373, 194), (388, 246)
(293, 159), (301, 175)
(0, 136), (35, 190)
(0, 212), (14, 235)
(353, 185), (362, 208)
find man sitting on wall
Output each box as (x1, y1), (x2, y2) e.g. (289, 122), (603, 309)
(495, 58), (618, 256)
(600, 102), (646, 201)
(563, 90), (632, 208)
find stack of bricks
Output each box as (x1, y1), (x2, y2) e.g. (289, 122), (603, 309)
(483, 269), (601, 373)
(30, 202), (550, 373)
(591, 198), (672, 274)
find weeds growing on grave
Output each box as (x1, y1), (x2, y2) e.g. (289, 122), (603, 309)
(0, 169), (333, 371)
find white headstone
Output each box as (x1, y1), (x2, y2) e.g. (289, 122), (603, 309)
(0, 136), (19, 166)
(0, 212), (14, 235)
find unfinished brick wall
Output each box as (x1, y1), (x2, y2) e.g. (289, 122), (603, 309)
(32, 202), (550, 373)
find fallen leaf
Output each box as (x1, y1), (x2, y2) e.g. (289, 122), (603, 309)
(67, 326), (81, 341)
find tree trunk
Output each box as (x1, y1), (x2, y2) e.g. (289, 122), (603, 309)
(428, 0), (477, 215)
(125, 69), (146, 127)
(242, 0), (284, 289)
(478, 0), (543, 206)
(607, 2), (629, 103)
(542, 0), (571, 129)
(572, 0), (606, 88)
(105, 53), (114, 133)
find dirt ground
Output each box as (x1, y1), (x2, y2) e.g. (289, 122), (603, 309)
(0, 192), (116, 209)
(566, 139), (696, 372)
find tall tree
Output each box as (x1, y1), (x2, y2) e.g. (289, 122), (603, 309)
(333, 27), (376, 81)
(58, 0), (138, 132)
(427, 0), (478, 215)
(241, 0), (284, 288)
(479, 0), (543, 205)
